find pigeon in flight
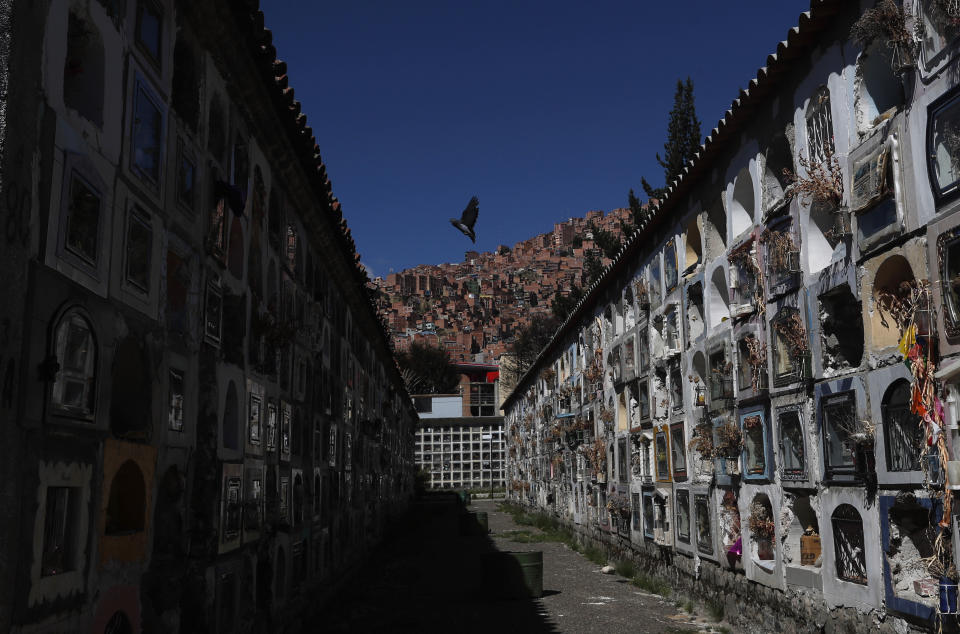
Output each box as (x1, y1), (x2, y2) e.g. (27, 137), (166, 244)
(450, 196), (479, 243)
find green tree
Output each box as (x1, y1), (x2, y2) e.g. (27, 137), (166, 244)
(510, 316), (561, 379)
(640, 77), (701, 202)
(588, 223), (622, 260)
(582, 252), (604, 286)
(396, 342), (460, 394)
(551, 284), (584, 322)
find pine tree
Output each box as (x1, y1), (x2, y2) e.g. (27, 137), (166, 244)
(638, 77), (701, 203)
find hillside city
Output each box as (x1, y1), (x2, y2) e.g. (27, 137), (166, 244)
(371, 207), (634, 364)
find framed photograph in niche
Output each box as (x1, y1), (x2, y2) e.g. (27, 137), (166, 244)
(248, 394), (261, 445)
(168, 369), (184, 432)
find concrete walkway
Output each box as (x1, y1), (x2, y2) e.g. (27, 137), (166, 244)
(317, 496), (716, 633)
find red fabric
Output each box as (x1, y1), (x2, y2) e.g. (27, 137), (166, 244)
(486, 371), (499, 382)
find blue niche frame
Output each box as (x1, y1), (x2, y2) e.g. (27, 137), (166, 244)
(878, 495), (940, 621)
(740, 404), (772, 481)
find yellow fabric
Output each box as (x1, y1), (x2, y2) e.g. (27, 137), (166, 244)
(898, 324), (916, 359)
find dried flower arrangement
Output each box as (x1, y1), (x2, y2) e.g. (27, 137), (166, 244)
(714, 421), (744, 459)
(773, 312), (810, 362)
(834, 409), (876, 447)
(874, 278), (931, 335)
(729, 243), (765, 315)
(606, 492), (632, 518)
(850, 0), (915, 71)
(599, 405), (614, 424)
(633, 278), (650, 307)
(585, 438), (607, 475)
(743, 334), (768, 392)
(782, 145), (844, 208)
(748, 500), (776, 539)
(722, 489), (740, 513)
(759, 228), (800, 276)
(688, 420), (715, 459)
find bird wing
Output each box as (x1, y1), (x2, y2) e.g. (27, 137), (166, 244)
(460, 196), (479, 229)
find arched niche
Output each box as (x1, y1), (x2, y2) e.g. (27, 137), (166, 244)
(171, 36), (200, 131)
(855, 46), (903, 132)
(730, 167), (755, 237)
(708, 267), (730, 328)
(705, 200), (727, 255)
(831, 504), (867, 585)
(748, 493), (775, 562)
(106, 460), (146, 535)
(871, 254), (916, 349)
(223, 381), (239, 451)
(50, 307), (98, 417)
(685, 217), (702, 270)
(110, 336), (151, 439)
(64, 11), (105, 127)
(686, 283), (704, 341)
(782, 493), (820, 568)
(763, 135), (793, 209)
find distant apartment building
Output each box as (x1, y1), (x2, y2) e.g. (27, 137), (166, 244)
(413, 364), (504, 490)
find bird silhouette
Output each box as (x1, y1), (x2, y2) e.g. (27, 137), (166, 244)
(450, 196), (479, 243)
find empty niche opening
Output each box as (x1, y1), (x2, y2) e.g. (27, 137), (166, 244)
(763, 135), (793, 210)
(106, 460), (146, 535)
(870, 254), (916, 350)
(819, 285), (864, 371)
(887, 496), (936, 606)
(749, 493), (775, 563)
(782, 493), (820, 568)
(709, 267), (730, 328)
(110, 336), (151, 439)
(730, 167), (755, 237)
(806, 200), (838, 274)
(63, 12), (105, 127)
(705, 200), (727, 256)
(687, 283), (704, 341)
(685, 217), (703, 271)
(855, 46), (904, 132)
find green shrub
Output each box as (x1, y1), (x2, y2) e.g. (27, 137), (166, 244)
(614, 559), (635, 578)
(583, 545), (607, 566)
(707, 598), (725, 622)
(630, 572), (671, 597)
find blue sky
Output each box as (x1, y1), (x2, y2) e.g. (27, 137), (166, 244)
(261, 1), (809, 275)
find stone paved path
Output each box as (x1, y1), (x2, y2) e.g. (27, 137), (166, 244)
(318, 496), (718, 633)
